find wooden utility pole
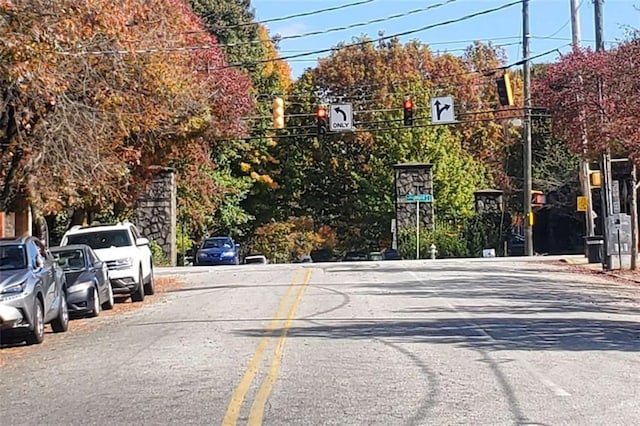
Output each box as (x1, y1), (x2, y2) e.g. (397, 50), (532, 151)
(570, 0), (595, 240)
(522, 0), (533, 256)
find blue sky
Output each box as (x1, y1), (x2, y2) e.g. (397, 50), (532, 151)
(251, 0), (640, 78)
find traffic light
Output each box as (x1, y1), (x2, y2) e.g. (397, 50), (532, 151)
(272, 97), (285, 129)
(403, 98), (414, 126)
(316, 107), (328, 136)
(590, 171), (602, 187)
(496, 73), (514, 106)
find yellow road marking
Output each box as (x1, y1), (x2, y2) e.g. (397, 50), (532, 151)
(222, 269), (303, 426)
(248, 269), (313, 425)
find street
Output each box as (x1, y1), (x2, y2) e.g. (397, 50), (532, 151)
(2, 258), (640, 425)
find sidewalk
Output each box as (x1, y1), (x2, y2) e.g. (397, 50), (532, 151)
(560, 255), (640, 285)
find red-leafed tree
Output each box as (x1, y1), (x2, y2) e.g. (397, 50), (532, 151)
(533, 42), (640, 160)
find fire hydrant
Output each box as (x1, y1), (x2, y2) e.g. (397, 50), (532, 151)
(429, 244), (437, 260)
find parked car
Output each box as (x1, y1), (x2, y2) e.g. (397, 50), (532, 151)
(0, 236), (69, 344)
(60, 222), (154, 303)
(342, 251), (368, 262)
(194, 236), (240, 266)
(367, 251), (384, 261)
(382, 249), (402, 260)
(244, 254), (268, 265)
(50, 245), (114, 317)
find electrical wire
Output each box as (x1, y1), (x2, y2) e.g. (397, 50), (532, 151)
(202, 0), (377, 30)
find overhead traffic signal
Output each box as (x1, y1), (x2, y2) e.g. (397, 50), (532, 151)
(496, 74), (514, 106)
(316, 107), (328, 136)
(272, 97), (285, 129)
(403, 97), (414, 126)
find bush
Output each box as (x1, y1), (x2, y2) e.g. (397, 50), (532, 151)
(149, 240), (170, 266)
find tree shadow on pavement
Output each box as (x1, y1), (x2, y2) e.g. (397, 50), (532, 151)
(235, 317), (640, 352)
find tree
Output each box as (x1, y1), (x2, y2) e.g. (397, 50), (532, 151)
(0, 0), (253, 225)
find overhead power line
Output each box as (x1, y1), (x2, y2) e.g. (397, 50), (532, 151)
(222, 0), (523, 69)
(203, 0), (377, 30)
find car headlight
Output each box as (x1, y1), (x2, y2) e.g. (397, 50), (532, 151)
(114, 258), (134, 267)
(68, 281), (93, 294)
(221, 251), (236, 258)
(198, 252), (208, 257)
(1, 281), (26, 295)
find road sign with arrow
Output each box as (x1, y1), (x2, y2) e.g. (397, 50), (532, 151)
(329, 103), (353, 131)
(430, 96), (456, 124)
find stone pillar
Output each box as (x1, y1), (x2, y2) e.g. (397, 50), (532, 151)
(393, 162), (435, 232)
(474, 189), (504, 214)
(135, 167), (177, 266)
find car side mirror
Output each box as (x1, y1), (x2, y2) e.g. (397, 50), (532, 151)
(95, 261), (104, 269)
(136, 237), (150, 246)
(35, 256), (44, 269)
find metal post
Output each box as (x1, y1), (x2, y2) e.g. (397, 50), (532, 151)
(523, 0), (533, 256)
(631, 164), (638, 270)
(416, 200), (420, 260)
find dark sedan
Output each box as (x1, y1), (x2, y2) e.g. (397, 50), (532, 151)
(50, 245), (114, 317)
(194, 237), (240, 266)
(0, 236), (69, 344)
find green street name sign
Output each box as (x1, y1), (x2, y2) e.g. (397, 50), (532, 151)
(405, 194), (433, 202)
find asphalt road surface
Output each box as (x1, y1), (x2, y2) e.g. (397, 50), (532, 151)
(2, 258), (640, 425)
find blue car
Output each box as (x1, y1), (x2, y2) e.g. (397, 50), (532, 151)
(194, 237), (240, 266)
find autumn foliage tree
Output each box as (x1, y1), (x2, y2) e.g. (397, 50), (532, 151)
(0, 0), (253, 227)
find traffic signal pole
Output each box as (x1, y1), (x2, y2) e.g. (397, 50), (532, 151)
(522, 0), (534, 256)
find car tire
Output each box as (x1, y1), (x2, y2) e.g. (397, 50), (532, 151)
(89, 287), (100, 318)
(144, 264), (155, 295)
(103, 285), (114, 310)
(130, 270), (145, 303)
(26, 300), (45, 345)
(51, 293), (69, 333)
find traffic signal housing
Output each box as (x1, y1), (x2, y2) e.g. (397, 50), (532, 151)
(496, 74), (514, 106)
(272, 97), (285, 129)
(316, 107), (328, 136)
(403, 98), (414, 126)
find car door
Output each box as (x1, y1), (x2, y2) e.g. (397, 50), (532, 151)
(27, 241), (55, 318)
(131, 225), (152, 277)
(88, 248), (109, 299)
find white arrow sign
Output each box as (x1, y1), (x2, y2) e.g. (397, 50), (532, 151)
(329, 103), (353, 131)
(430, 96), (456, 124)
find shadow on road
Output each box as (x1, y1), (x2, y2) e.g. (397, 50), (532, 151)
(235, 317), (640, 352)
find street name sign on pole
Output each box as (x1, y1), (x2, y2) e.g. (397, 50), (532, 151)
(405, 194), (434, 259)
(430, 96), (456, 124)
(329, 103), (353, 132)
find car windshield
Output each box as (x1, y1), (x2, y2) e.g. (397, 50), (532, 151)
(0, 244), (27, 271)
(202, 239), (233, 249)
(67, 230), (131, 249)
(52, 249), (85, 271)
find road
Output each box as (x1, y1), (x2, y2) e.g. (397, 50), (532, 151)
(2, 258), (640, 425)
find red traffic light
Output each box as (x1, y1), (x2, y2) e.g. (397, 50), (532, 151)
(316, 107), (327, 118)
(403, 99), (414, 110)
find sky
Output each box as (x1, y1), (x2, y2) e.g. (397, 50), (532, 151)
(250, 0), (640, 78)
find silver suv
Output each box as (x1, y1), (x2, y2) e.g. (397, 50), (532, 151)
(0, 236), (69, 344)
(60, 222), (154, 302)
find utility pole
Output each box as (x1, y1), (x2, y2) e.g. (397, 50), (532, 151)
(594, 0), (614, 269)
(571, 0), (595, 239)
(522, 0), (533, 256)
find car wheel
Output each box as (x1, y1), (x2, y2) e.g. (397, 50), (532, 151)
(130, 269), (145, 303)
(26, 300), (45, 345)
(102, 284), (114, 310)
(51, 293), (69, 333)
(89, 287), (100, 318)
(144, 264), (155, 295)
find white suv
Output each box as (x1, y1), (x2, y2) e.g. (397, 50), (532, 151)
(60, 222), (154, 302)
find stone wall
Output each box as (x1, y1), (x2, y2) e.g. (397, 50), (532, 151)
(474, 190), (504, 214)
(135, 167), (177, 266)
(394, 163), (434, 232)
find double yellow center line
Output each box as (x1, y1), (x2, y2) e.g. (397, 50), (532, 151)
(222, 268), (313, 426)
